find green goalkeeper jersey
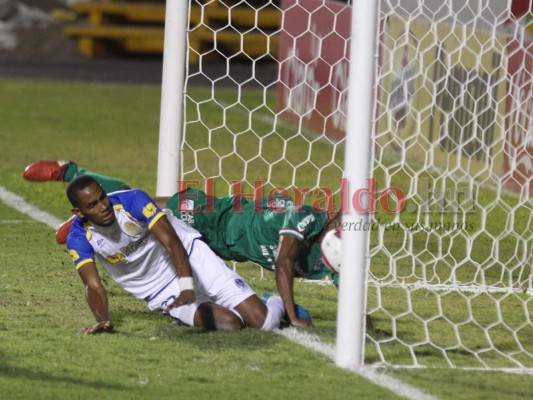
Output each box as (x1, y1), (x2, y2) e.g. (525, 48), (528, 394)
(225, 201), (332, 279)
(165, 188), (237, 260)
(166, 188), (337, 283)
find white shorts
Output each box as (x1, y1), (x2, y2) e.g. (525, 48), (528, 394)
(146, 238), (255, 326)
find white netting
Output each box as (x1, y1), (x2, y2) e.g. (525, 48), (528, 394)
(369, 0), (533, 372)
(180, 0), (533, 372)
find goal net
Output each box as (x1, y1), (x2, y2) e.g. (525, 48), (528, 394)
(176, 0), (533, 372)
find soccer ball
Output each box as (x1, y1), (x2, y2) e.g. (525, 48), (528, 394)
(321, 228), (342, 273)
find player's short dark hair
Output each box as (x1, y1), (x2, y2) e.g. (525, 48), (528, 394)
(67, 175), (100, 207)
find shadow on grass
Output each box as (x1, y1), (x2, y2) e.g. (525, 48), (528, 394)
(0, 350), (127, 390)
(112, 307), (283, 351)
(153, 322), (283, 351)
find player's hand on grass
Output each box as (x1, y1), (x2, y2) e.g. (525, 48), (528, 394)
(164, 290), (196, 312)
(290, 317), (314, 328)
(82, 320), (114, 335)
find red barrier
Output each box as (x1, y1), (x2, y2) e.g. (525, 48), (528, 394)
(504, 39), (533, 196)
(277, 0), (351, 140)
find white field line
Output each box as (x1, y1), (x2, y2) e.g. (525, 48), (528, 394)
(373, 281), (533, 296)
(0, 186), (62, 230)
(1, 184), (435, 398)
(276, 328), (438, 400)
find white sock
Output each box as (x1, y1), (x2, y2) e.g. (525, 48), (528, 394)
(260, 295), (285, 331)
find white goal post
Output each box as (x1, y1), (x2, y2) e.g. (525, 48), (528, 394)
(158, 0), (533, 373)
(156, 0), (189, 197)
(335, 0), (378, 370)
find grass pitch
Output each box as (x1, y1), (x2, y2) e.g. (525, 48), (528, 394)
(0, 78), (532, 399)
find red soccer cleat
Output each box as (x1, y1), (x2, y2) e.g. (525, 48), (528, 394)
(23, 160), (72, 182)
(56, 215), (75, 244)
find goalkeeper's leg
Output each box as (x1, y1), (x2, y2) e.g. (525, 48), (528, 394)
(24, 160), (131, 245)
(23, 160), (130, 193)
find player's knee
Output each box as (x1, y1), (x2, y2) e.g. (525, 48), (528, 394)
(233, 296), (269, 329)
(218, 312), (244, 331)
(194, 303), (244, 331)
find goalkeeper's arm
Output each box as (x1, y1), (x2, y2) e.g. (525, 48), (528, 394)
(275, 235), (313, 328)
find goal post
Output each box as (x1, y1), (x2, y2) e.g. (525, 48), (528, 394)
(159, 0), (533, 373)
(156, 0), (189, 197)
(335, 0), (379, 370)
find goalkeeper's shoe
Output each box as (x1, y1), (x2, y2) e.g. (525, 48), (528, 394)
(56, 216), (75, 245)
(23, 160), (73, 182)
(261, 293), (312, 323)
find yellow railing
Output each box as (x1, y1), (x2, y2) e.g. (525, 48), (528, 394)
(63, 1), (281, 64)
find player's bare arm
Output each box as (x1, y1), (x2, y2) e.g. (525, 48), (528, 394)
(77, 261), (114, 335)
(275, 235), (313, 328)
(150, 215), (197, 310)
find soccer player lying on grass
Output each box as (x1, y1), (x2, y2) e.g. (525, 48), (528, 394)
(63, 175), (301, 333)
(24, 160), (341, 328)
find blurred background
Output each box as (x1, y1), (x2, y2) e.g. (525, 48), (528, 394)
(0, 1), (81, 59)
(0, 0), (281, 85)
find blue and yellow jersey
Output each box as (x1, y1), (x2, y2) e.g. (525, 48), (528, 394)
(66, 189), (200, 299)
(67, 189), (165, 270)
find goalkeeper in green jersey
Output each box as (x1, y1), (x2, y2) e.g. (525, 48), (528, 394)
(24, 160), (341, 328)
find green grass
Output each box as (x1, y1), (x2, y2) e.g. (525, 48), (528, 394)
(0, 78), (532, 399)
(0, 201), (388, 400)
